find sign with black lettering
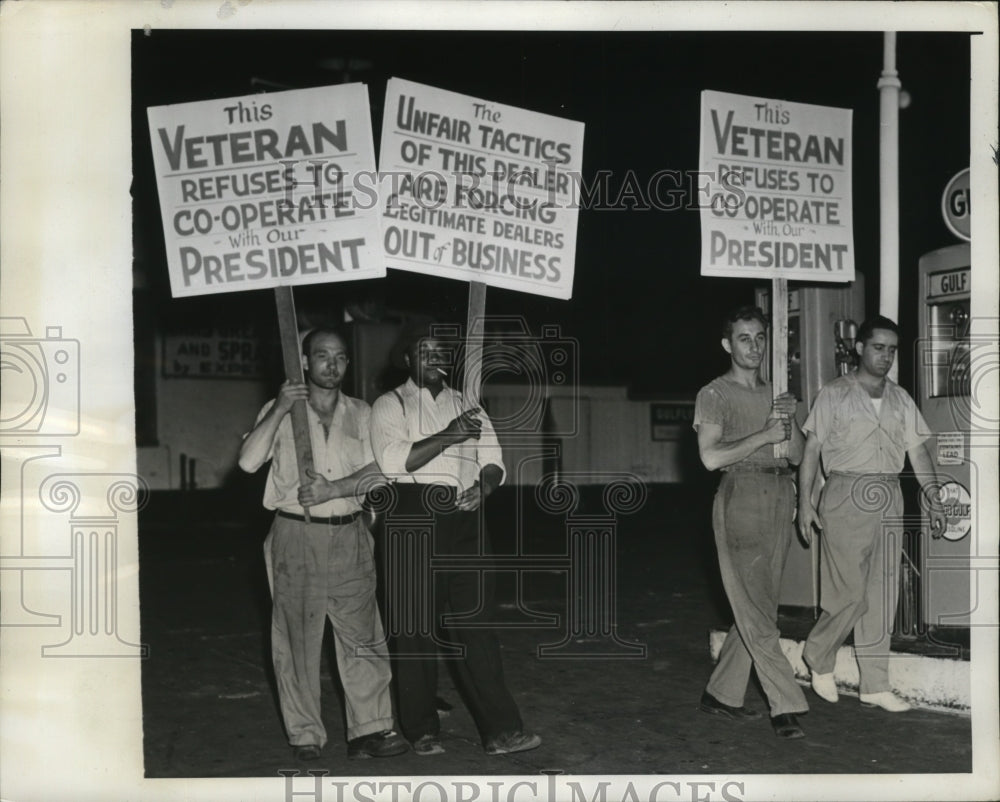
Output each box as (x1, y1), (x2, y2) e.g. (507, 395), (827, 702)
(147, 84), (384, 297)
(937, 480), (972, 542)
(378, 78), (585, 300)
(927, 267), (970, 299)
(650, 402), (695, 441)
(699, 90), (854, 282)
(163, 325), (273, 379)
(936, 431), (965, 466)
(941, 167), (971, 241)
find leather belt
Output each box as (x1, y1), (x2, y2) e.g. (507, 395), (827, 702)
(277, 510), (361, 526)
(724, 465), (794, 476)
(829, 471), (899, 481)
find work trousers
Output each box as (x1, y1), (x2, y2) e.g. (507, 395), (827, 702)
(377, 484), (522, 744)
(706, 472), (808, 716)
(803, 473), (903, 694)
(264, 514), (394, 747)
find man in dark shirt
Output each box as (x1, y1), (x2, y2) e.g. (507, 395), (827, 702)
(693, 306), (809, 739)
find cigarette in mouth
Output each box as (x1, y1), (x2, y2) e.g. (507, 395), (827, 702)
(436, 367), (448, 375)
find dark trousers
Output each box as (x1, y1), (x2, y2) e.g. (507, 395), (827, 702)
(375, 484), (522, 744)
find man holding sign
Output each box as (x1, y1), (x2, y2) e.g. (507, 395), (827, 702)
(239, 329), (407, 761)
(693, 306), (810, 739)
(369, 322), (541, 757)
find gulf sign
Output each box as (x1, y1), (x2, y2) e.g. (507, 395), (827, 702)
(941, 168), (970, 242)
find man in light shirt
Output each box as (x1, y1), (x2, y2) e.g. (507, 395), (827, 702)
(798, 316), (946, 712)
(239, 328), (407, 762)
(369, 322), (541, 758)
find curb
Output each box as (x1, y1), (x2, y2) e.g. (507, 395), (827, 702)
(709, 630), (970, 713)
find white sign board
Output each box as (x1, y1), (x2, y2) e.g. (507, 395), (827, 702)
(148, 84), (384, 297)
(378, 78), (585, 300)
(936, 431), (965, 466)
(699, 90), (854, 282)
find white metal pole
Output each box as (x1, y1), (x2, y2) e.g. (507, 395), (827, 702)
(878, 32), (901, 382)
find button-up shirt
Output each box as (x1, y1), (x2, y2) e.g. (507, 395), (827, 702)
(803, 372), (929, 475)
(370, 378), (505, 491)
(253, 393), (374, 516)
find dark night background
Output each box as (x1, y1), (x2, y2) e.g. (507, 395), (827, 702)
(131, 29), (972, 396)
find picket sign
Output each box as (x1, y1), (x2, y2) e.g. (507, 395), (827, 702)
(375, 78), (585, 436)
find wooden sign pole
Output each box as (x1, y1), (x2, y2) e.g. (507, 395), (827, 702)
(460, 281), (488, 492)
(771, 277), (789, 460)
(274, 286), (315, 523)
(772, 277), (818, 614)
(463, 280), (488, 406)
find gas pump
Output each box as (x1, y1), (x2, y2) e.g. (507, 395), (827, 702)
(916, 243), (972, 630)
(755, 277), (866, 608)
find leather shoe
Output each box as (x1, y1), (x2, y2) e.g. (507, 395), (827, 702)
(485, 731), (542, 756)
(770, 713), (805, 739)
(413, 734), (446, 756)
(293, 744), (322, 760)
(699, 691), (762, 720)
(347, 729), (409, 759)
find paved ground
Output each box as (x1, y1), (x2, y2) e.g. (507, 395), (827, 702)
(138, 482), (971, 779)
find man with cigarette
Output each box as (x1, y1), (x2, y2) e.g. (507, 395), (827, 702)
(239, 328), (408, 761)
(798, 316), (946, 711)
(369, 321), (541, 757)
(693, 305), (810, 739)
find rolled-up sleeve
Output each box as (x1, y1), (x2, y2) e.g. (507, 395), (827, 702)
(693, 385), (725, 432)
(370, 394), (412, 477)
(802, 386), (833, 441)
(476, 411), (507, 485)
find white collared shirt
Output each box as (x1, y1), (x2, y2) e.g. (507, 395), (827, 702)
(253, 393), (374, 516)
(370, 378), (505, 491)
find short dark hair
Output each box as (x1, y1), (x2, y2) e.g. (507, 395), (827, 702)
(301, 327), (348, 357)
(857, 315), (899, 344)
(723, 305), (769, 341)
(389, 316), (451, 368)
